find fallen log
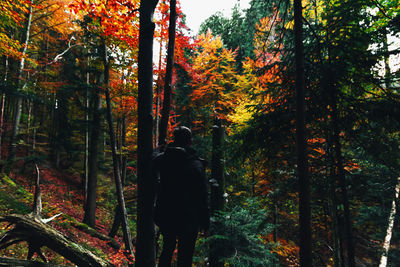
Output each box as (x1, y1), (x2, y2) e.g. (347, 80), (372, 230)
(0, 214), (114, 267)
(66, 215), (121, 249)
(0, 164), (114, 267)
(0, 256), (68, 266)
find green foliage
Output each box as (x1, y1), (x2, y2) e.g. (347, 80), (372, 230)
(0, 175), (31, 215)
(205, 198), (278, 266)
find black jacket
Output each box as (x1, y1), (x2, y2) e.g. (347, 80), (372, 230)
(153, 144), (209, 232)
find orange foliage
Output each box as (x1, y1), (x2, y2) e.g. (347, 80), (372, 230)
(189, 30), (240, 125)
(69, 0), (140, 47)
(0, 0), (31, 59)
(270, 238), (300, 267)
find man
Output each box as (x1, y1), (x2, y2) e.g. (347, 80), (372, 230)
(154, 126), (209, 267)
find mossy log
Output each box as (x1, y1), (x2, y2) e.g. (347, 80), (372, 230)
(0, 256), (68, 266)
(67, 215), (120, 249)
(0, 214), (114, 266)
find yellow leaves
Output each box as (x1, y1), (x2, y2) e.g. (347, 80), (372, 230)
(302, 0), (325, 22)
(228, 98), (255, 129)
(0, 32), (24, 59)
(196, 29), (224, 52)
(285, 19), (294, 29)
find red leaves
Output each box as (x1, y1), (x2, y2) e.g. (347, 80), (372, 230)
(69, 0), (140, 47)
(109, 248), (135, 266)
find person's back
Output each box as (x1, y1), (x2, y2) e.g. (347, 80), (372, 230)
(154, 126), (209, 267)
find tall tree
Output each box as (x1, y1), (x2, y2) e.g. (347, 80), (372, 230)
(7, 0), (34, 171)
(102, 38), (134, 258)
(83, 64), (102, 227)
(209, 120), (225, 267)
(189, 31), (240, 131)
(294, 0), (312, 266)
(158, 0), (176, 147)
(136, 0), (159, 265)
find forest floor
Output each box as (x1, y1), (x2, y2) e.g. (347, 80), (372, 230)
(0, 158), (133, 266)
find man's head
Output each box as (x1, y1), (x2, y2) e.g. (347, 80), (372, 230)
(173, 126), (192, 147)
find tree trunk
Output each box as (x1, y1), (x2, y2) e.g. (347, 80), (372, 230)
(154, 10), (165, 148)
(209, 120), (225, 267)
(84, 54), (90, 205)
(210, 120), (225, 214)
(325, 128), (344, 267)
(328, 162), (343, 267)
(330, 81), (355, 267)
(0, 56), (9, 160)
(158, 0), (177, 147)
(379, 34), (396, 267)
(333, 127), (355, 267)
(8, 1), (34, 168)
(27, 101), (32, 149)
(0, 92), (5, 160)
(83, 83), (101, 228)
(136, 0), (159, 265)
(108, 115), (127, 238)
(121, 115), (127, 184)
(379, 177), (400, 267)
(294, 0), (312, 266)
(383, 28), (391, 90)
(0, 257), (69, 266)
(273, 189), (278, 243)
(102, 39), (134, 257)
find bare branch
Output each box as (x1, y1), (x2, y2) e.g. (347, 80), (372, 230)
(47, 37), (81, 65)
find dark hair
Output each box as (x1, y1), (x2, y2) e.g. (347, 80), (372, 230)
(173, 126), (192, 147)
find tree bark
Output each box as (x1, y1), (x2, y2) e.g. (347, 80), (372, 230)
(26, 101), (32, 149)
(209, 119), (225, 267)
(0, 56), (8, 160)
(328, 157), (343, 267)
(83, 82), (101, 228)
(294, 0), (312, 266)
(68, 215), (120, 250)
(158, 0), (177, 147)
(0, 92), (5, 160)
(121, 115), (127, 184)
(102, 39), (134, 257)
(108, 115), (127, 238)
(0, 256), (68, 267)
(154, 7), (166, 148)
(210, 120), (225, 214)
(331, 102), (355, 267)
(84, 53), (90, 205)
(136, 0), (159, 265)
(379, 177), (400, 267)
(383, 28), (391, 90)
